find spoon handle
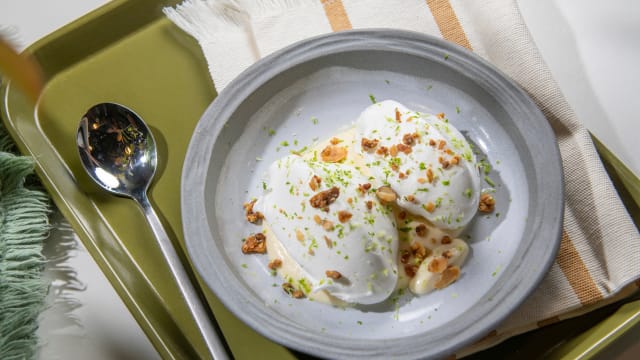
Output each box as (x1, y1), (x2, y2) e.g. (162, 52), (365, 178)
(136, 193), (229, 360)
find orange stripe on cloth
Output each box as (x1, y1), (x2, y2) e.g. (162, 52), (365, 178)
(425, 0), (472, 50)
(321, 0), (352, 31)
(557, 230), (604, 305)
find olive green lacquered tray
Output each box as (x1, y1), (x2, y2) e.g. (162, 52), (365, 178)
(1, 1), (639, 359)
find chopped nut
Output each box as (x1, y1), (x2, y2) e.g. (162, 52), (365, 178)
(268, 259), (282, 270)
(436, 112), (445, 119)
(424, 201), (435, 213)
(434, 266), (461, 289)
(357, 183), (372, 195)
(400, 249), (411, 264)
(411, 242), (428, 261)
(398, 172), (407, 179)
(405, 194), (416, 203)
(325, 270), (342, 279)
(450, 155), (460, 165)
(330, 137), (342, 145)
(437, 140), (446, 150)
(390, 160), (400, 172)
(282, 282), (305, 298)
(417, 177), (427, 184)
(426, 168), (434, 183)
(321, 145), (348, 162)
(313, 214), (322, 224)
(415, 224), (428, 237)
(347, 197), (353, 205)
(398, 211), (407, 220)
(361, 138), (379, 152)
(442, 250), (454, 259)
(310, 186), (340, 209)
(242, 233), (267, 254)
(402, 133), (416, 146)
(390, 144), (398, 157)
(441, 159), (450, 169)
(395, 107), (402, 122)
(445, 148), (454, 155)
(376, 186), (397, 203)
(243, 199), (264, 224)
(479, 193), (496, 213)
(376, 146), (389, 156)
(397, 143), (412, 154)
(429, 139), (437, 147)
(296, 229), (305, 242)
(441, 235), (452, 244)
(404, 264), (418, 278)
(309, 175), (322, 191)
(338, 210), (353, 223)
(427, 256), (448, 273)
(324, 236), (333, 248)
(365, 201), (373, 210)
(322, 219), (335, 231)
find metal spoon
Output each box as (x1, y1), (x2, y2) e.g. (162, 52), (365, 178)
(76, 102), (228, 360)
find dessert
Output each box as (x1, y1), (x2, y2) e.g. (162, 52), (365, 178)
(244, 100), (486, 305)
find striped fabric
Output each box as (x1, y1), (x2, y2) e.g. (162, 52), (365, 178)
(164, 0), (640, 355)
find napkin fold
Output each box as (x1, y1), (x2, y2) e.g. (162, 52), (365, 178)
(164, 0), (640, 355)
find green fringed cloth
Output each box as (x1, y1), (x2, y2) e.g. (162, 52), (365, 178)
(0, 123), (51, 359)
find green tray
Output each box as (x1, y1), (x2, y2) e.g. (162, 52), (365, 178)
(1, 1), (638, 358)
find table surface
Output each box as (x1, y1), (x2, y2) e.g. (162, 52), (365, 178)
(0, 0), (638, 359)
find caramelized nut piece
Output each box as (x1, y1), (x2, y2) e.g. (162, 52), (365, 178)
(479, 193), (496, 213)
(268, 259), (282, 270)
(242, 233), (267, 254)
(424, 201), (435, 213)
(376, 146), (389, 156)
(434, 266), (461, 289)
(389, 144), (398, 157)
(313, 214), (322, 224)
(320, 145), (348, 162)
(310, 186), (340, 209)
(376, 186), (397, 203)
(324, 236), (333, 248)
(397, 143), (412, 154)
(357, 183), (372, 195)
(426, 168), (434, 183)
(405, 194), (416, 203)
(410, 242), (428, 261)
(243, 199), (264, 224)
(441, 235), (452, 244)
(322, 219), (335, 231)
(295, 229), (305, 242)
(395, 107), (402, 122)
(325, 270), (342, 279)
(361, 138), (379, 152)
(415, 224), (428, 237)
(429, 139), (437, 147)
(437, 140), (446, 150)
(427, 256), (448, 273)
(309, 175), (322, 191)
(365, 200), (374, 210)
(398, 211), (407, 220)
(337, 210), (353, 223)
(282, 282), (305, 298)
(436, 112), (445, 119)
(400, 249), (411, 264)
(404, 264), (418, 278)
(402, 133), (416, 146)
(330, 137), (342, 145)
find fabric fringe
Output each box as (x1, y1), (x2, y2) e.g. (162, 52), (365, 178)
(0, 124), (51, 359)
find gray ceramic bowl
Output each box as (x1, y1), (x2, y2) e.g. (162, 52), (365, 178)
(181, 30), (563, 359)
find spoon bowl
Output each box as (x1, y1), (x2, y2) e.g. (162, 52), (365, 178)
(77, 103), (156, 200)
(77, 103), (228, 360)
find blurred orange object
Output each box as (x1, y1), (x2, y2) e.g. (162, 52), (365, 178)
(0, 36), (43, 102)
